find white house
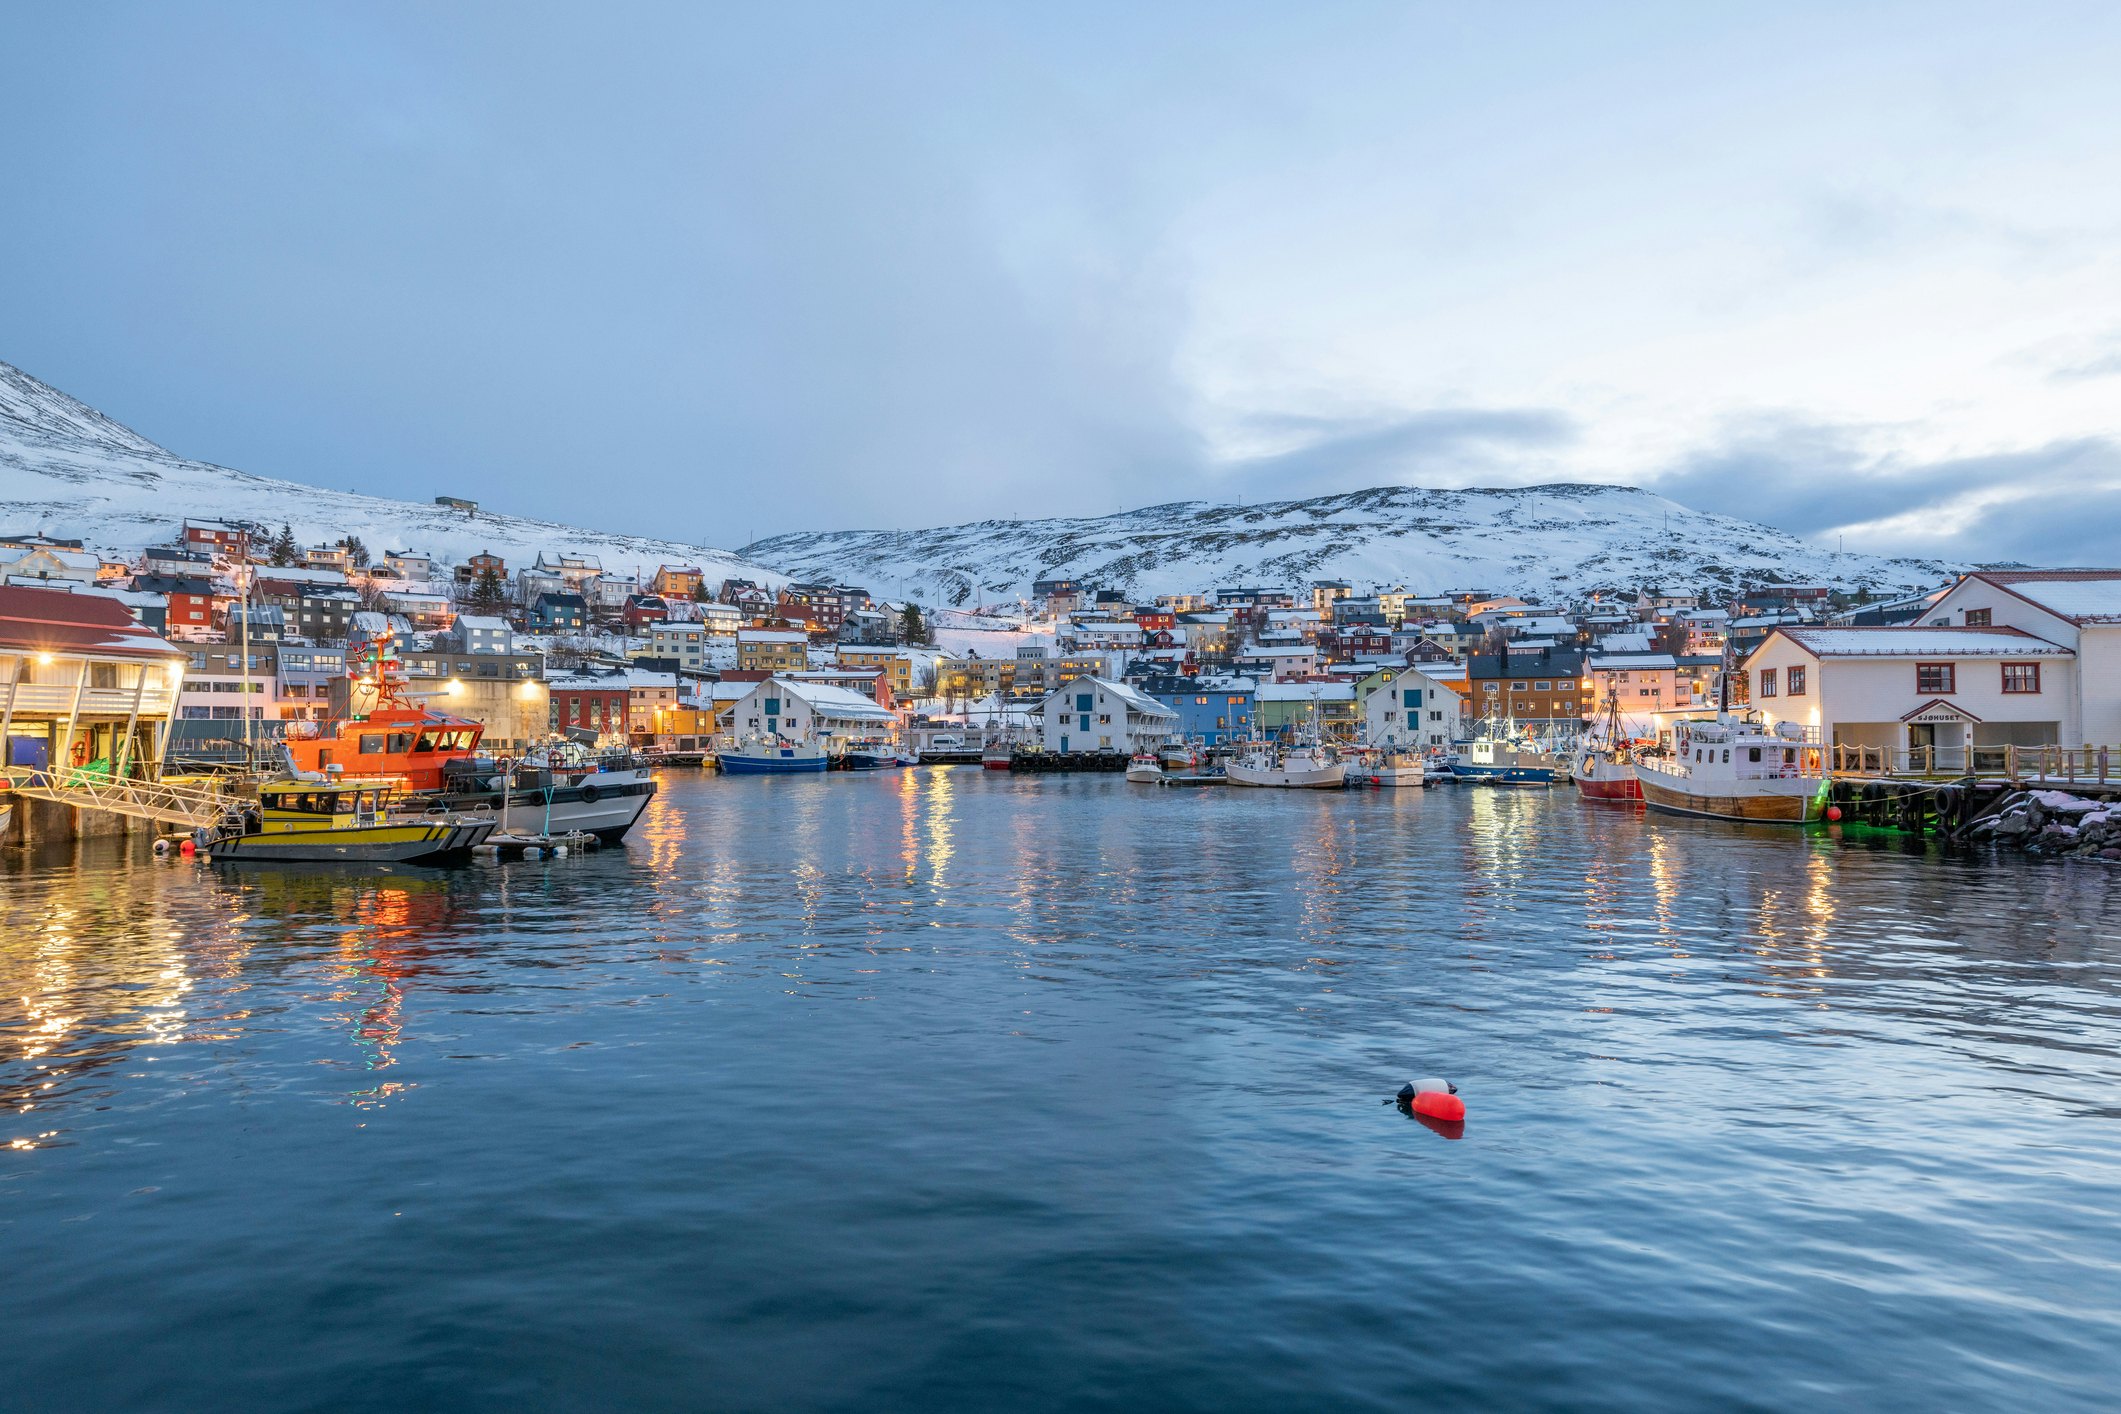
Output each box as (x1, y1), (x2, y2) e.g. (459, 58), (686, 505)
(1361, 665), (1463, 748)
(1920, 570), (2121, 746)
(1742, 626), (2077, 768)
(728, 675), (897, 745)
(1038, 677), (1179, 753)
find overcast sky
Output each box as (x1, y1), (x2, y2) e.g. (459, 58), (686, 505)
(4, 2), (2119, 561)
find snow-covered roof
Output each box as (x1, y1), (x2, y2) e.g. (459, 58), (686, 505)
(1977, 572), (2121, 624)
(454, 615), (510, 632)
(1776, 627), (2071, 658)
(1255, 682), (1356, 702)
(762, 677), (897, 721)
(738, 629), (809, 644)
(1591, 653), (1679, 670)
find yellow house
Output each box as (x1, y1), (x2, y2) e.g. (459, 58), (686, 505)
(737, 629), (809, 673)
(836, 646), (915, 698)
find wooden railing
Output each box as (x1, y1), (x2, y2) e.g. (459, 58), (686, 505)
(1830, 743), (2118, 783)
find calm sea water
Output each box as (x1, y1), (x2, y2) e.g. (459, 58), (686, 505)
(4, 770), (2120, 1412)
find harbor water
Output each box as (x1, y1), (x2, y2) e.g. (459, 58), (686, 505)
(5, 771), (2120, 1411)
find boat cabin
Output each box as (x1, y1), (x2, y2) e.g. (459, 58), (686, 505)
(255, 778), (402, 831)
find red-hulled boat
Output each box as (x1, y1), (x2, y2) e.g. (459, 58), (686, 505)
(1571, 698), (1644, 804)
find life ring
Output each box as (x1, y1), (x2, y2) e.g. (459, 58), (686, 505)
(578, 783), (601, 803)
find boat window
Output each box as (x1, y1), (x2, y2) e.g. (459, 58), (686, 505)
(388, 732), (414, 753)
(335, 791), (357, 813)
(1722, 749), (1730, 763)
(359, 734), (386, 754)
(1748, 747), (1762, 762)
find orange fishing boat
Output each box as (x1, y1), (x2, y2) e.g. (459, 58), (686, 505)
(282, 637), (484, 792)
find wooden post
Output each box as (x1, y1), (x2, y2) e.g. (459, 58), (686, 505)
(114, 661), (150, 781)
(55, 657), (88, 785)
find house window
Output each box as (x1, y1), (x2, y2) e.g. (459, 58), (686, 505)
(1511, 680), (1529, 690)
(1483, 682), (1499, 694)
(1965, 608), (1991, 627)
(2001, 662), (2041, 694)
(1534, 681), (1551, 691)
(1402, 688), (1422, 708)
(1559, 680), (1574, 689)
(1787, 667), (1806, 695)
(1759, 668), (1777, 697)
(1915, 663), (1955, 695)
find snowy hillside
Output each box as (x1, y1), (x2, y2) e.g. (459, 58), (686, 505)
(0, 360), (781, 584)
(745, 484), (1956, 605)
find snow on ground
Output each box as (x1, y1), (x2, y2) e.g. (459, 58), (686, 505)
(0, 360), (782, 586)
(746, 483), (1958, 605)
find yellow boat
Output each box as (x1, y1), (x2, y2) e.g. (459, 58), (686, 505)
(206, 777), (496, 865)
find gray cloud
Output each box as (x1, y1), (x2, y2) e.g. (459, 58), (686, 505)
(1651, 421), (2121, 564)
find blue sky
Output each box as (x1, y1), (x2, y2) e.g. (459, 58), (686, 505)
(3, 2), (2118, 560)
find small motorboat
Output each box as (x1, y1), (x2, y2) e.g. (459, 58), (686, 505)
(1124, 753), (1165, 784)
(840, 738), (905, 770)
(203, 777), (494, 865)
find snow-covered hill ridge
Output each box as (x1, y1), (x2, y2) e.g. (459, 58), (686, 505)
(0, 359), (781, 585)
(743, 483), (1957, 605)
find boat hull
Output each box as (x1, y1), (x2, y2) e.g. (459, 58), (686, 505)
(1350, 765), (1426, 788)
(210, 819), (495, 865)
(1450, 763), (1554, 786)
(1124, 764), (1164, 783)
(1637, 775), (1819, 824)
(1226, 761), (1348, 788)
(428, 773), (656, 841)
(1575, 771), (1643, 803)
(719, 750), (829, 775)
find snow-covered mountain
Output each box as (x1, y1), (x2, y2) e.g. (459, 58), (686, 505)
(743, 484), (1956, 606)
(0, 360), (780, 584)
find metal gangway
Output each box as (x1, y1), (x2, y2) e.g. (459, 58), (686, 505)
(5, 767), (241, 831)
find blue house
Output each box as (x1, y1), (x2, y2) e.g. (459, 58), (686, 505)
(529, 590), (588, 632)
(1142, 675), (1256, 746)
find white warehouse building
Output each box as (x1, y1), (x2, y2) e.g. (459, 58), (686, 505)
(1038, 678), (1178, 754)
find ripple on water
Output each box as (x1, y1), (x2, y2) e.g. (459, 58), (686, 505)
(3, 772), (2120, 1412)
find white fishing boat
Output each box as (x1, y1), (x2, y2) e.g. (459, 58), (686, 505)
(1348, 747), (1426, 788)
(1124, 753), (1165, 784)
(1226, 735), (1346, 789)
(432, 742), (658, 842)
(1636, 716), (1825, 824)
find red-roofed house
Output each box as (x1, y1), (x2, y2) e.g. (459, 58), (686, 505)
(1, 585), (187, 823)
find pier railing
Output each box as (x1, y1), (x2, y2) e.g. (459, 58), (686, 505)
(4, 766), (240, 830)
(1830, 743), (2119, 784)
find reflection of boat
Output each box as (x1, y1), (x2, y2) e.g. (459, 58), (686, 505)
(1636, 716), (1825, 824)
(204, 778), (494, 864)
(1125, 753), (1165, 784)
(719, 735), (829, 775)
(1226, 740), (1346, 789)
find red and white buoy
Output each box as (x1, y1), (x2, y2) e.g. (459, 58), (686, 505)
(1397, 1077), (1466, 1122)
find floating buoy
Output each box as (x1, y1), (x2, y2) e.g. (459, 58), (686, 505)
(179, 839), (195, 857)
(1826, 805), (1843, 822)
(153, 838), (170, 856)
(552, 844), (568, 858)
(1395, 1077), (1466, 1122)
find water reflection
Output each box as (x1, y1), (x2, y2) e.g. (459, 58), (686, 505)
(4, 778), (2121, 1413)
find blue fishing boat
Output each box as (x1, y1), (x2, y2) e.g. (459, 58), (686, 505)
(718, 736), (829, 775)
(1448, 736), (1559, 786)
